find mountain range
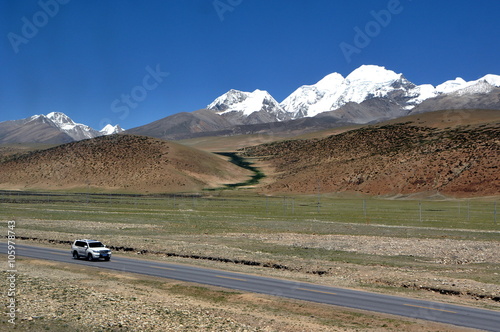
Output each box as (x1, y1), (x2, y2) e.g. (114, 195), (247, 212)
(2, 65), (500, 144)
(0, 112), (124, 144)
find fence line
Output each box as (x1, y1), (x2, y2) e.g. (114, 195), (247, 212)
(0, 191), (498, 229)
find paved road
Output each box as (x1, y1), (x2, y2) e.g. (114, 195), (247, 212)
(3, 243), (500, 331)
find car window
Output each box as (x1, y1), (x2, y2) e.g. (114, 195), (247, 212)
(75, 241), (85, 247)
(88, 242), (104, 248)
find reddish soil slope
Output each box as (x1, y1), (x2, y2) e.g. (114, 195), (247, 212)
(242, 112), (500, 197)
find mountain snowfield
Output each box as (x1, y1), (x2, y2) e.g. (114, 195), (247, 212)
(210, 65), (500, 123)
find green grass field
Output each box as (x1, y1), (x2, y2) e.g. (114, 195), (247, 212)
(1, 190), (498, 237)
(2, 190), (499, 312)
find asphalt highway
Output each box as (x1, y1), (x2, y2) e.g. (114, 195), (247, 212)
(3, 243), (500, 331)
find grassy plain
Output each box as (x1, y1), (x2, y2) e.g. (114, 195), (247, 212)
(1, 190), (499, 330)
(2, 190), (498, 234)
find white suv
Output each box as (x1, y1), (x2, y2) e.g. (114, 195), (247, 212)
(72, 239), (112, 261)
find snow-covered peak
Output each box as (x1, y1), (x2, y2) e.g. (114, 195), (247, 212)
(452, 80), (495, 96)
(315, 72), (345, 91)
(345, 65), (402, 84)
(100, 124), (125, 135)
(20, 111), (125, 141)
(27, 114), (52, 124)
(208, 89), (284, 117)
(406, 84), (438, 106)
(435, 75), (500, 95)
(280, 65), (410, 118)
(46, 112), (83, 130)
(339, 65), (409, 106)
(480, 74), (500, 87)
(435, 77), (469, 94)
(280, 65), (500, 121)
(39, 112), (98, 141)
(28, 114), (43, 121)
(208, 89), (247, 112)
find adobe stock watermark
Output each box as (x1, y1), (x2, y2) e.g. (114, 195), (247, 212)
(7, 0), (71, 54)
(340, 0), (411, 63)
(105, 64), (169, 127)
(6, 220), (17, 325)
(213, 0), (243, 22)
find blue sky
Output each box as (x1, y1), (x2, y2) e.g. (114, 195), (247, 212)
(1, 0), (499, 130)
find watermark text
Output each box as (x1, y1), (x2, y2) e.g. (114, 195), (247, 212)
(7, 0), (71, 54)
(213, 0), (243, 22)
(6, 220), (17, 324)
(105, 64), (169, 128)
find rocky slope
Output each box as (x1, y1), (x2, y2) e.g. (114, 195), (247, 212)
(241, 110), (500, 197)
(410, 86), (500, 114)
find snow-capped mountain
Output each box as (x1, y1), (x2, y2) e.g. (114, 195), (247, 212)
(46, 112), (100, 141)
(207, 89), (291, 125)
(3, 65), (500, 144)
(281, 65), (415, 119)
(203, 66), (500, 127)
(46, 112), (124, 139)
(0, 112), (124, 144)
(100, 124), (125, 135)
(280, 65), (500, 122)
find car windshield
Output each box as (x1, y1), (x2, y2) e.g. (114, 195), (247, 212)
(88, 242), (104, 248)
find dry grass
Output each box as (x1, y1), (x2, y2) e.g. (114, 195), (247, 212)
(0, 257), (474, 331)
(0, 135), (252, 193)
(242, 120), (500, 197)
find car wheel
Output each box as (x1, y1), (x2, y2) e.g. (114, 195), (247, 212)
(104, 257), (110, 261)
(87, 253), (94, 261)
(73, 251), (79, 259)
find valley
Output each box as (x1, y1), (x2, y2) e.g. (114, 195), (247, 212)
(1, 105), (499, 331)
(3, 0), (500, 328)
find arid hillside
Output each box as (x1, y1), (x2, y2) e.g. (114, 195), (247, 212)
(241, 110), (500, 197)
(0, 134), (252, 193)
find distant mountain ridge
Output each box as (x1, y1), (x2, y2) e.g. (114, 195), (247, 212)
(2, 65), (500, 143)
(129, 65), (500, 140)
(280, 65), (500, 122)
(0, 112), (124, 144)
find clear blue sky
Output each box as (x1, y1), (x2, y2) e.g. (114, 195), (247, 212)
(1, 0), (499, 130)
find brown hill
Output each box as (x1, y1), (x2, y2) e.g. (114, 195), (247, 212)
(0, 134), (252, 193)
(125, 109), (234, 140)
(241, 110), (500, 197)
